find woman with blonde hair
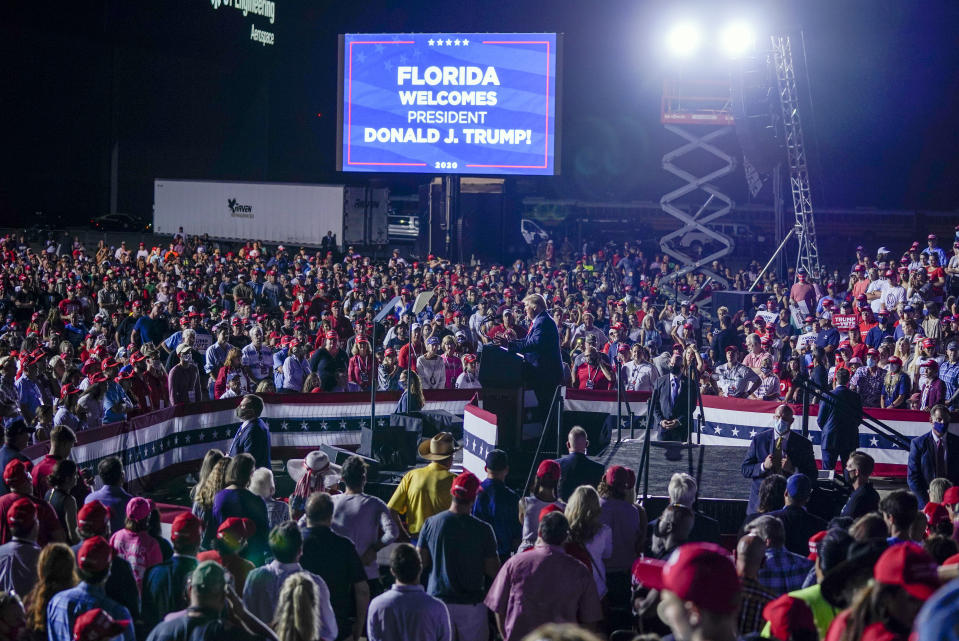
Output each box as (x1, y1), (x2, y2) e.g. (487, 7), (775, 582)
(24, 543), (78, 641)
(272, 572), (320, 641)
(191, 449), (225, 504)
(193, 456), (231, 550)
(565, 485), (613, 598)
(347, 339), (374, 391)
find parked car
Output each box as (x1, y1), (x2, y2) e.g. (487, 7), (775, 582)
(520, 218), (550, 246)
(387, 213), (420, 241)
(89, 213), (152, 232)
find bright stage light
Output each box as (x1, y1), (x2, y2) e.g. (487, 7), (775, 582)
(719, 21), (755, 58)
(666, 22), (702, 58)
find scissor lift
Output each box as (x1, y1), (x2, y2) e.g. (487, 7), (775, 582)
(658, 76), (736, 289)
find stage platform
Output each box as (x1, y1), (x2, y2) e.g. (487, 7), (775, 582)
(597, 437), (751, 501)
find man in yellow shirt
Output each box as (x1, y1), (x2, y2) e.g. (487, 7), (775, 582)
(388, 432), (459, 542)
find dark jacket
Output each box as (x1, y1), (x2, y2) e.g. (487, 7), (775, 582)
(650, 373), (698, 441)
(741, 429), (818, 514)
(556, 452), (605, 502)
(507, 310), (564, 387)
(765, 504), (828, 557)
(908, 431), (959, 506)
(227, 417), (271, 471)
(817, 385), (862, 454)
(840, 483), (880, 519)
(141, 555), (198, 629)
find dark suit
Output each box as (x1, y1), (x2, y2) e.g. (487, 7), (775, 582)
(907, 431), (959, 506)
(227, 417), (272, 470)
(766, 504), (829, 557)
(508, 310), (564, 416)
(741, 429), (819, 514)
(840, 483), (880, 519)
(556, 452), (605, 502)
(817, 385), (862, 472)
(650, 373), (698, 441)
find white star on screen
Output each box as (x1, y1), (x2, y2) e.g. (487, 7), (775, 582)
(435, 39), (443, 47)
(446, 39), (452, 46)
(384, 61), (393, 71)
(356, 51), (366, 63)
(462, 38), (469, 46)
(454, 39), (461, 46)
(374, 44), (384, 53)
(428, 39), (435, 46)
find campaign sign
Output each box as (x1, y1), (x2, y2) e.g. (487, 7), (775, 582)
(832, 314), (858, 331)
(337, 33), (560, 175)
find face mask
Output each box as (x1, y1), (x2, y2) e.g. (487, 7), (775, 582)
(933, 421), (947, 436)
(805, 325), (813, 333)
(866, 358), (877, 368)
(774, 419), (791, 436)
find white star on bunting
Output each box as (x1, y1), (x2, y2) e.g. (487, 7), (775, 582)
(281, 421), (290, 431)
(714, 426), (722, 434)
(731, 428), (740, 437)
(300, 421), (309, 431)
(321, 421), (329, 431)
(749, 430), (757, 438)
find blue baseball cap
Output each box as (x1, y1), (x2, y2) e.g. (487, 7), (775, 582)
(786, 473), (813, 501)
(426, 336), (441, 345)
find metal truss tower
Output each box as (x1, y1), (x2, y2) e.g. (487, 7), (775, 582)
(771, 35), (821, 280)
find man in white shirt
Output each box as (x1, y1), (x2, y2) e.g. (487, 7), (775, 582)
(623, 344), (659, 392)
(879, 269), (906, 312)
(242, 521), (338, 641)
(713, 346), (761, 398)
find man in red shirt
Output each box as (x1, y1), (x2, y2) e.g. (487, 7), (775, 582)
(33, 425), (88, 504)
(573, 345), (614, 390)
(789, 268), (817, 315)
(0, 460), (64, 545)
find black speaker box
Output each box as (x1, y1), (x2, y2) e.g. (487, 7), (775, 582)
(710, 290), (756, 319)
(359, 414), (423, 470)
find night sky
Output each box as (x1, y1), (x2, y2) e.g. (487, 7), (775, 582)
(3, 0), (959, 225)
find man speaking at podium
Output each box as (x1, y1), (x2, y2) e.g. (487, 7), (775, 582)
(498, 294), (564, 420)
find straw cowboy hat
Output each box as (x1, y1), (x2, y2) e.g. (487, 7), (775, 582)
(417, 432), (460, 461)
(287, 451), (341, 485)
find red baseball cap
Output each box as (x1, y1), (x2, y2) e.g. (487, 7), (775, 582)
(3, 459), (31, 486)
(463, 353), (477, 364)
(943, 486), (959, 505)
(218, 516), (255, 543)
(78, 501), (110, 535)
(171, 512), (204, 545)
(77, 536), (113, 573)
(631, 543), (740, 614)
(807, 530), (828, 561)
(874, 542), (940, 600)
(923, 338), (935, 348)
(538, 503), (564, 521)
(536, 459), (561, 482)
(604, 465), (636, 490)
(451, 471), (482, 502)
(762, 595), (816, 641)
(7, 497), (37, 528)
(73, 608), (130, 641)
(325, 330), (337, 339)
(126, 497), (152, 521)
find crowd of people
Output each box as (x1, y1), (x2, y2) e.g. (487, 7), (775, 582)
(0, 226), (957, 640)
